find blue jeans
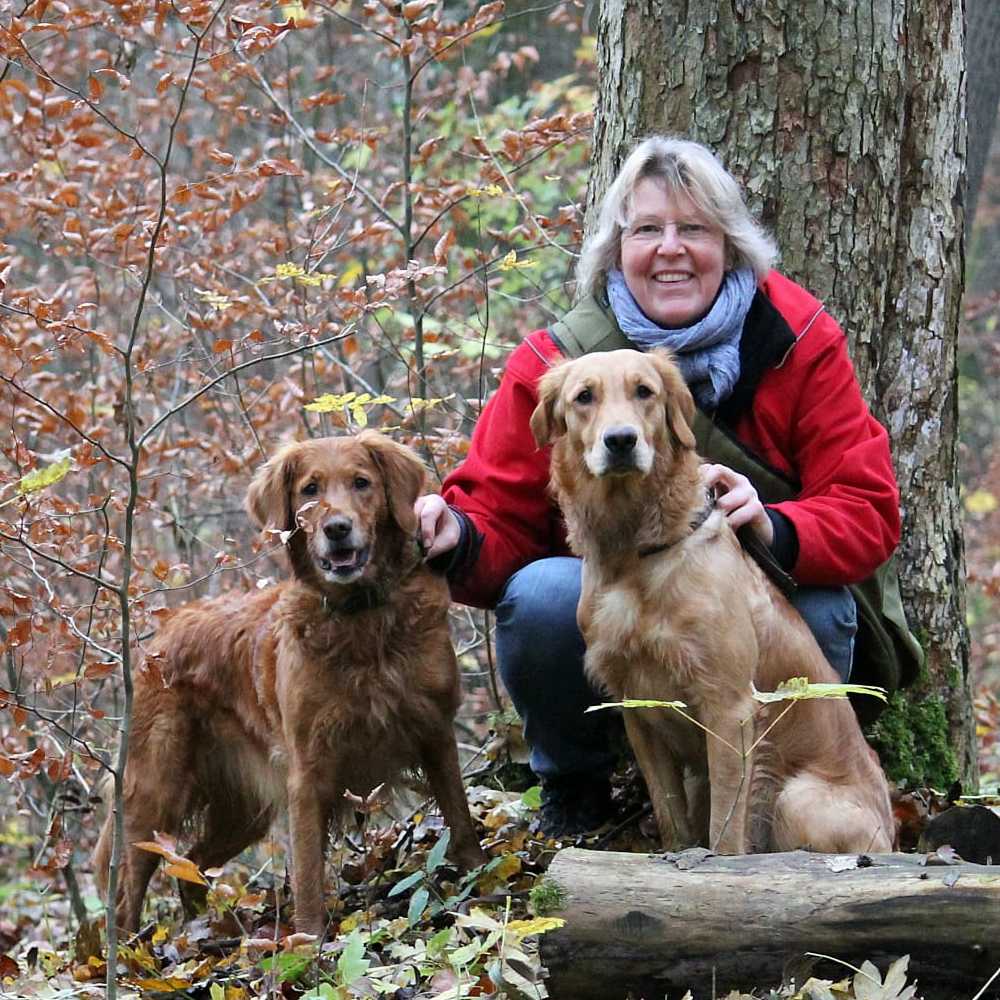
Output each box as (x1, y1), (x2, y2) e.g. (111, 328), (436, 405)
(495, 556), (857, 782)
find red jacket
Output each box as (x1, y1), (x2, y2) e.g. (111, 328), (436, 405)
(442, 271), (901, 608)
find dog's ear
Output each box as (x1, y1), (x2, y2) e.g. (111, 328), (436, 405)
(358, 430), (425, 535)
(648, 350), (696, 451)
(246, 444), (298, 533)
(530, 364), (570, 447)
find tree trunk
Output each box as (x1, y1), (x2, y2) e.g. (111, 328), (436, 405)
(589, 0), (974, 789)
(540, 847), (1000, 1000)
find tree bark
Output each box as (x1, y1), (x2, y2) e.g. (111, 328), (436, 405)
(540, 847), (1000, 1000)
(589, 0), (974, 789)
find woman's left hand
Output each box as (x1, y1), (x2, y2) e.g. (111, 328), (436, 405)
(700, 463), (774, 546)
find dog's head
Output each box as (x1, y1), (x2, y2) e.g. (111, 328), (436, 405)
(530, 349), (696, 477)
(245, 431), (426, 587)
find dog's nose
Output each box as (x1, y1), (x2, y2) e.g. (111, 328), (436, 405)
(603, 426), (638, 455)
(323, 516), (353, 542)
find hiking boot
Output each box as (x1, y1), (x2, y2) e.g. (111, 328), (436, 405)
(536, 774), (614, 838)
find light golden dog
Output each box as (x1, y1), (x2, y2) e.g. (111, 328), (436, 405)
(531, 349), (894, 854)
(94, 432), (484, 934)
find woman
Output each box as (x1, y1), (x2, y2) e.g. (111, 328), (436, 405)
(414, 137), (901, 837)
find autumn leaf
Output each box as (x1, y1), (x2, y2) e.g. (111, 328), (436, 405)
(257, 157), (304, 177)
(497, 249), (538, 272)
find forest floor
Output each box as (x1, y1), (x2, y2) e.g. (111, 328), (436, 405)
(1, 687), (999, 1000)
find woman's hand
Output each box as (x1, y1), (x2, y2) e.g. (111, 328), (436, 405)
(699, 463), (774, 546)
(414, 494), (461, 559)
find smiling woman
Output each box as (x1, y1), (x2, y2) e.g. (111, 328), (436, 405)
(617, 182), (727, 329)
(413, 136), (906, 840)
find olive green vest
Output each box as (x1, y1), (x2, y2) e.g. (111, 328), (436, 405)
(550, 296), (924, 695)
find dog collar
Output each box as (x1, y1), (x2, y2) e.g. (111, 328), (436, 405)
(322, 585), (385, 615)
(637, 492), (715, 559)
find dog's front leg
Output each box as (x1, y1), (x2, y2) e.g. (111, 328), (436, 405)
(420, 727), (486, 870)
(624, 712), (695, 849)
(287, 763), (329, 936)
(703, 707), (753, 854)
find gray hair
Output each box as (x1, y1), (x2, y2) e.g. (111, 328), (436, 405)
(576, 136), (778, 299)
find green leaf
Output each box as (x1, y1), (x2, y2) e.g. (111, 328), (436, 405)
(520, 785), (542, 809)
(585, 698), (688, 713)
(336, 929), (370, 987)
(301, 985), (338, 1000)
(425, 828), (450, 874)
(448, 935), (487, 969)
(387, 869), (425, 898)
(407, 886), (429, 927)
(261, 951), (314, 984)
(427, 927), (453, 957)
(751, 677), (887, 705)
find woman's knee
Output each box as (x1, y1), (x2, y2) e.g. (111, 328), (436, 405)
(790, 586), (857, 681)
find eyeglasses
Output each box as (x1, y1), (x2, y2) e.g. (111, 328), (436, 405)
(621, 218), (718, 244)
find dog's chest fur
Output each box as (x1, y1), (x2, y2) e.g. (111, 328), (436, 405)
(580, 516), (750, 707)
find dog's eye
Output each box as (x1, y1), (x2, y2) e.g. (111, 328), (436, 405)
(635, 384), (654, 400)
(575, 388), (593, 405)
(301, 482), (318, 496)
(353, 476), (370, 490)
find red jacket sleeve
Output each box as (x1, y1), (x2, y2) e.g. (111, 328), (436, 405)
(737, 301), (901, 585)
(441, 332), (565, 607)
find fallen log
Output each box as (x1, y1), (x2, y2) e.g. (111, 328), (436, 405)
(539, 848), (1000, 999)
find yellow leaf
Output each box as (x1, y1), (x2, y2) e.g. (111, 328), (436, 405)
(196, 289), (232, 311)
(497, 250), (537, 272)
(16, 455), (72, 496)
(351, 403), (368, 428)
(478, 852), (521, 893)
(338, 261), (365, 287)
(506, 916), (566, 939)
(467, 183), (503, 198)
(965, 489), (998, 515)
(281, 0), (308, 22)
(152, 925), (169, 945)
(751, 678), (887, 704)
(474, 20), (501, 38)
(405, 394), (454, 414)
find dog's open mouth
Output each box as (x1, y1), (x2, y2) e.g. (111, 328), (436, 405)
(319, 545), (371, 579)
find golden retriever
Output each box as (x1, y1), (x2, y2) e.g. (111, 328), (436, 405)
(530, 349), (895, 855)
(93, 431), (484, 934)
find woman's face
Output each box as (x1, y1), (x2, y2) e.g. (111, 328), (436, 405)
(619, 178), (727, 328)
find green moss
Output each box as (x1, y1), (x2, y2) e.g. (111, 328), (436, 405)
(868, 691), (958, 789)
(530, 879), (566, 917)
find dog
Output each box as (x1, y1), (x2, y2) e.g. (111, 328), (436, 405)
(530, 349), (895, 855)
(93, 431), (485, 934)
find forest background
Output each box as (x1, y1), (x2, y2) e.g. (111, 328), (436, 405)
(0, 0), (998, 997)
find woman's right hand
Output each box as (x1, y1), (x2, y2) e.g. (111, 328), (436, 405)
(414, 494), (461, 559)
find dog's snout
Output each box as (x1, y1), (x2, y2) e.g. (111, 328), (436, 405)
(323, 516), (353, 542)
(603, 426), (638, 455)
